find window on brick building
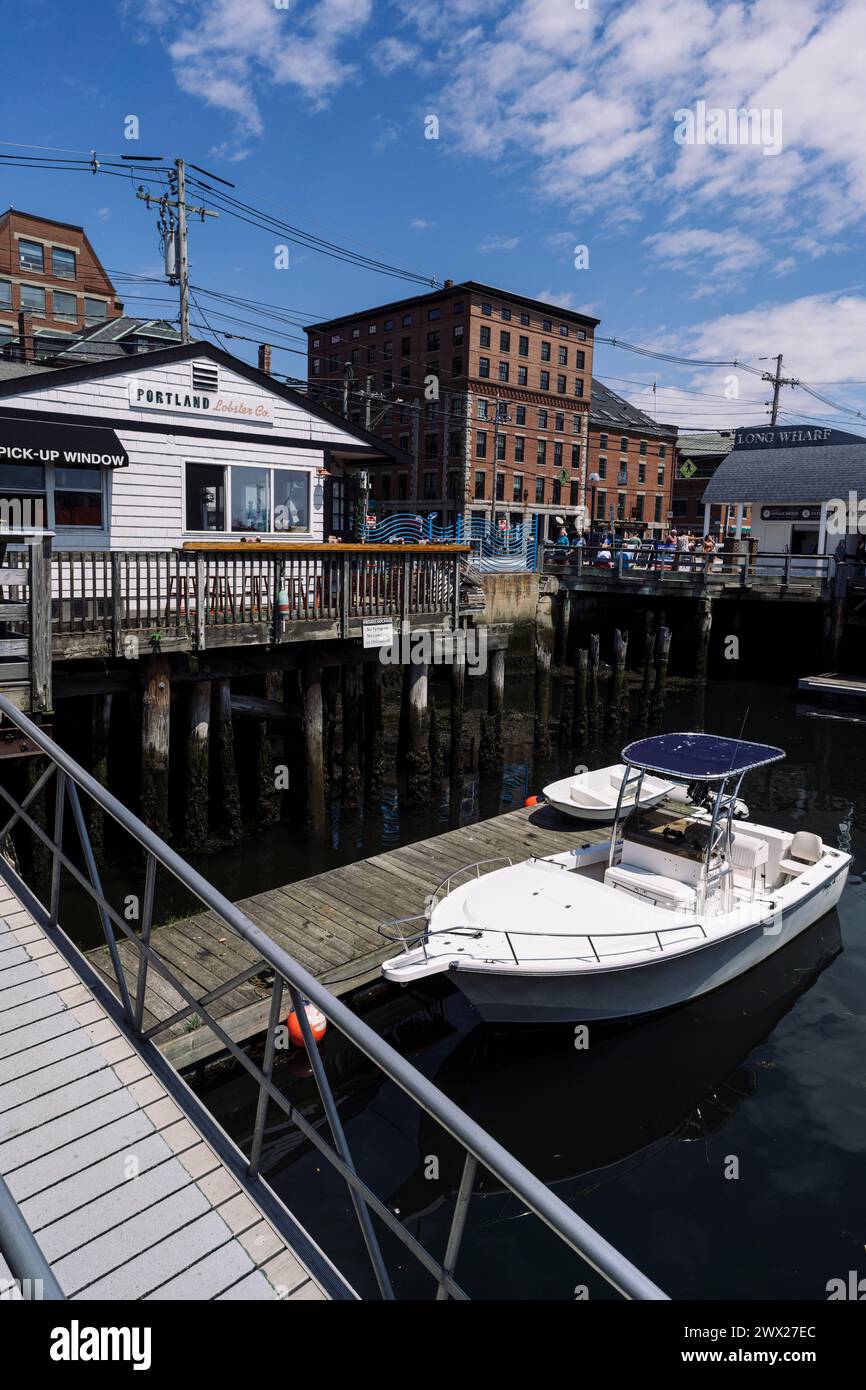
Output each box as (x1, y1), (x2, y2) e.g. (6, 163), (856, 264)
(513, 473), (523, 502)
(540, 371), (550, 390)
(542, 318), (552, 331)
(18, 240), (43, 272)
(478, 357), (490, 378)
(639, 439), (647, 455)
(570, 480), (579, 507)
(515, 436), (525, 463)
(557, 375), (567, 393)
(398, 474), (408, 499)
(480, 325), (491, 348)
(427, 307), (441, 320)
(599, 433), (608, 448)
(537, 438), (547, 465)
(541, 341), (551, 361)
(518, 335), (529, 356)
(481, 302), (492, 315)
(451, 356), (463, 376)
(496, 432), (506, 460)
(552, 479), (562, 504)
(476, 431), (488, 458)
(659, 444), (667, 458)
(453, 324), (464, 345)
(495, 472), (505, 501)
(538, 409), (548, 428)
(402, 313), (412, 326)
(558, 346), (567, 366)
(596, 489), (606, 519)
(520, 312), (530, 325)
(598, 457), (607, 478)
(478, 399), (489, 420)
(638, 463), (646, 483)
(500, 330), (510, 351)
(427, 330), (439, 351)
(555, 413), (565, 431)
(657, 464), (665, 486)
(517, 366), (527, 385)
(654, 495), (662, 522)
(536, 476), (545, 503)
(498, 361), (509, 382)
(516, 406), (526, 424)
(474, 470), (486, 499)
(501, 306), (511, 320)
(574, 378), (584, 397)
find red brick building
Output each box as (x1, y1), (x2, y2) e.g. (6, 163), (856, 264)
(672, 430), (737, 535)
(587, 380), (678, 535)
(0, 210), (123, 359)
(306, 281), (599, 540)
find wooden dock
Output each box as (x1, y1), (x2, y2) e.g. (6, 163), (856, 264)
(0, 876), (338, 1300)
(87, 805), (608, 1070)
(798, 671), (866, 699)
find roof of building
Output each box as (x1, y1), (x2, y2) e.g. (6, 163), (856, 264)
(0, 359), (55, 381)
(306, 281), (600, 333)
(53, 317), (183, 362)
(702, 425), (866, 503)
(675, 431), (736, 458)
(590, 378), (677, 438)
(0, 340), (413, 465)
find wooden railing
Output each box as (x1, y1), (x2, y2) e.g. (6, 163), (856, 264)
(50, 544), (464, 648)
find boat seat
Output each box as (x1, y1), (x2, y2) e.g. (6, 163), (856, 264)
(779, 831), (823, 879)
(569, 786), (610, 808)
(605, 862), (697, 910)
(729, 831), (769, 870)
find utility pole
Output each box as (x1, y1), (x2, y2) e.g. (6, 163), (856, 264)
(136, 157), (219, 344)
(760, 354), (799, 425)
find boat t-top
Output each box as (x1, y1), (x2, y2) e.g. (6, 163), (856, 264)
(380, 733), (850, 1023)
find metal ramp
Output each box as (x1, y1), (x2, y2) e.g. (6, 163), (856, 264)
(0, 879), (338, 1300)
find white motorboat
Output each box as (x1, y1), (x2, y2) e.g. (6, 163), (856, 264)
(381, 733), (851, 1023)
(543, 762), (675, 822)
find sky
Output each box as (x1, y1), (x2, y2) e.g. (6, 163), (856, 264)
(2, 0), (866, 436)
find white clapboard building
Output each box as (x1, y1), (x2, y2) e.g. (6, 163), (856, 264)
(0, 342), (411, 549)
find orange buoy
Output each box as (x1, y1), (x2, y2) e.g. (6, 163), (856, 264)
(524, 795), (539, 807)
(287, 1001), (328, 1048)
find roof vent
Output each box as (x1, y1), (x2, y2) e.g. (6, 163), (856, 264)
(192, 363), (219, 393)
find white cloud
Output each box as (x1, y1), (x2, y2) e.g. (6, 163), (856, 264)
(373, 36), (418, 74)
(410, 218), (435, 229)
(478, 234), (520, 252)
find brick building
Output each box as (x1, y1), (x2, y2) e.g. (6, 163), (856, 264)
(672, 431), (737, 534)
(0, 210), (123, 360)
(586, 380), (678, 535)
(306, 281), (598, 540)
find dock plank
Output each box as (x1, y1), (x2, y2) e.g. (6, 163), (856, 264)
(0, 885), (336, 1301)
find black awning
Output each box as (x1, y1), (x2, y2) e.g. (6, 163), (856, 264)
(0, 415), (129, 469)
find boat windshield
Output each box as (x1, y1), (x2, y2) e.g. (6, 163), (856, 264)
(622, 805), (712, 863)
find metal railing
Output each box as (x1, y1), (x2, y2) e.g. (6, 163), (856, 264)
(0, 1172), (65, 1301)
(0, 694), (667, 1301)
(543, 541), (833, 587)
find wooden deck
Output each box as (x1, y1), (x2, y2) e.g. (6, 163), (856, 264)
(87, 805), (610, 1070)
(0, 877), (334, 1300)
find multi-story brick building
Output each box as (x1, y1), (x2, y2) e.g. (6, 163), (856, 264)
(306, 281), (599, 540)
(672, 431), (737, 535)
(0, 210), (123, 359)
(587, 380), (678, 535)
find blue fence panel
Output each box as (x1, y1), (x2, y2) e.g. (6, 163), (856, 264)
(362, 514), (537, 571)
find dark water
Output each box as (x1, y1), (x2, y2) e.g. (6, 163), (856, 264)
(71, 675), (866, 1299)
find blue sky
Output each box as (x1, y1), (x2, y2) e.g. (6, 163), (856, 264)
(3, 0), (866, 434)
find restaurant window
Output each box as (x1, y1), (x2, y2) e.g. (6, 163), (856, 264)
(51, 247), (76, 279)
(54, 465), (103, 528)
(185, 463), (225, 532)
(186, 463), (309, 533)
(0, 459), (46, 530)
(18, 240), (43, 273)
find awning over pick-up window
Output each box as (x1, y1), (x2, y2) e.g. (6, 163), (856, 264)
(0, 416), (129, 469)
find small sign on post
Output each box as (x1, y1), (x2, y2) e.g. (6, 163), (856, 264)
(363, 619), (394, 649)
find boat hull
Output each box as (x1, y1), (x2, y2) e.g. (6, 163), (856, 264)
(447, 864), (849, 1024)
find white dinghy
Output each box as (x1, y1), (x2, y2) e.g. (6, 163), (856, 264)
(381, 733), (850, 1023)
(543, 762), (674, 822)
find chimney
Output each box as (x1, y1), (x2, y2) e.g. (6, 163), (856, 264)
(17, 310), (35, 363)
(258, 343), (272, 375)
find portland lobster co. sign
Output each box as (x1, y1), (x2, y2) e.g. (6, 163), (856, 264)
(128, 381), (274, 425)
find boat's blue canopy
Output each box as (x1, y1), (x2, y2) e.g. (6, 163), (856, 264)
(621, 732), (785, 782)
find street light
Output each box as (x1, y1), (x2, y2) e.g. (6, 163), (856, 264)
(588, 471), (601, 538)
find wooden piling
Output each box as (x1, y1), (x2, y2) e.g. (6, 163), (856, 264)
(609, 628), (629, 726)
(302, 651), (326, 836)
(213, 678), (243, 842)
(695, 597), (713, 683)
(572, 647), (589, 745)
(449, 649), (466, 783)
(254, 673), (282, 828)
(362, 657), (385, 802)
(557, 590), (572, 667)
(428, 694), (445, 783)
(534, 635), (552, 758)
(341, 663), (363, 807)
(185, 681), (211, 851)
(639, 615), (655, 725)
(89, 693), (112, 865)
(141, 653), (171, 841)
(322, 665), (339, 794)
(587, 633), (600, 731)
(404, 659), (430, 803)
(480, 644), (505, 772)
(652, 626), (672, 722)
